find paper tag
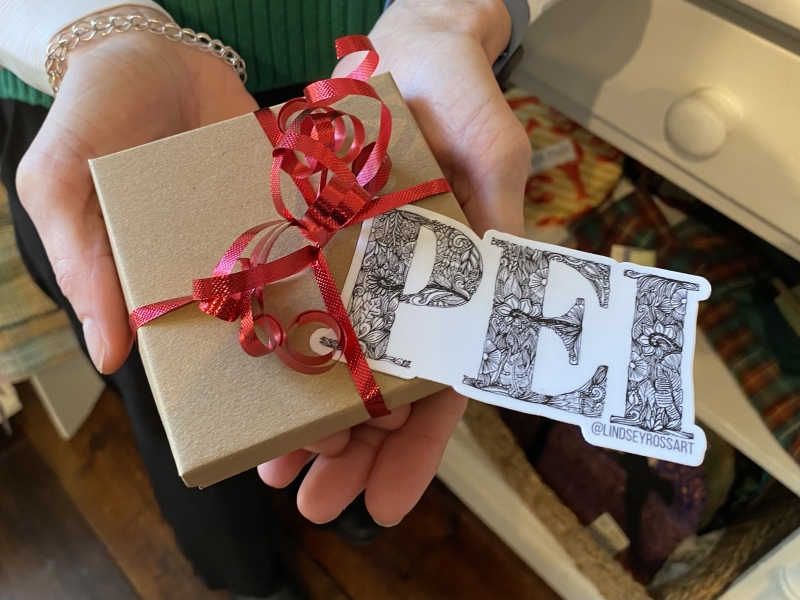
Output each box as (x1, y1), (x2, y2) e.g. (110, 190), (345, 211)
(587, 512), (630, 555)
(312, 205), (711, 466)
(529, 139), (578, 175)
(610, 245), (657, 267)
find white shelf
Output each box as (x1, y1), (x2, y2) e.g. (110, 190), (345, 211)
(438, 421), (606, 600)
(720, 525), (800, 599)
(29, 351), (105, 440)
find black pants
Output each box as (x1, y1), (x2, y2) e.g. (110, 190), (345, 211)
(0, 99), (286, 597)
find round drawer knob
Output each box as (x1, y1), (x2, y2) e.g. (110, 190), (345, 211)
(665, 89), (741, 160)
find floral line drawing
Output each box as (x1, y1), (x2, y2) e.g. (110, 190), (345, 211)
(463, 239), (610, 417)
(610, 270), (699, 437)
(346, 209), (482, 368)
(464, 366), (607, 418)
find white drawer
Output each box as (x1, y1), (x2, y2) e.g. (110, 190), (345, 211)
(513, 0), (800, 259)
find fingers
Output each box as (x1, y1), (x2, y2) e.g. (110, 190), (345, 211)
(303, 428), (351, 455)
(365, 403), (411, 430)
(364, 388), (467, 526)
(257, 449), (314, 488)
(297, 425), (389, 523)
(259, 403), (411, 515)
(14, 35), (260, 375)
(452, 88), (530, 239)
(282, 391), (466, 527)
(17, 139), (133, 373)
(258, 428), (351, 488)
(270, 393), (464, 524)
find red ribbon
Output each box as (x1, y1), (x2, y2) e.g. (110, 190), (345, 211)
(129, 35), (451, 418)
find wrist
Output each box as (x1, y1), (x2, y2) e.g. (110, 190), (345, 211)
(0, 0), (169, 95)
(48, 7), (246, 95)
(390, 0), (512, 63)
(53, 4), (172, 40)
(64, 5), (172, 59)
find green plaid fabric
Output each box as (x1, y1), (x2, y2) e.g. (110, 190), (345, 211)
(570, 189), (800, 463)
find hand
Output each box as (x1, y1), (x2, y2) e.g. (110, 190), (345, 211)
(16, 7), (257, 374)
(258, 0), (531, 526)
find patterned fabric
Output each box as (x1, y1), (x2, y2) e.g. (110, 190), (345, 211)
(0, 0), (384, 108)
(0, 183), (77, 380)
(505, 88), (624, 229)
(570, 188), (800, 463)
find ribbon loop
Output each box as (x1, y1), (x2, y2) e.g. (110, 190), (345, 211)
(130, 35), (452, 419)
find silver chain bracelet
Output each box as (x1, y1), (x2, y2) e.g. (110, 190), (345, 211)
(46, 14), (247, 95)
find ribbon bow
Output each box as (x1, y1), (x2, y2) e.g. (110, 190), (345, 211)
(129, 36), (451, 418)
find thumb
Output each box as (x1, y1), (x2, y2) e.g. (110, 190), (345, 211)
(17, 142), (132, 374)
(453, 102), (530, 239)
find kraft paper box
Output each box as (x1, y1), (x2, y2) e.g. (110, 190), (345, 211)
(90, 73), (462, 488)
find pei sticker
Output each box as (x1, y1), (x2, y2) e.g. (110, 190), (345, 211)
(311, 205), (711, 466)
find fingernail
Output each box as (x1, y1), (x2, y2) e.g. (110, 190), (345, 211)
(374, 518), (402, 528)
(308, 512), (341, 526)
(82, 317), (105, 374)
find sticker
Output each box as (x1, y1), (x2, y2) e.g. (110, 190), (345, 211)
(311, 205), (711, 466)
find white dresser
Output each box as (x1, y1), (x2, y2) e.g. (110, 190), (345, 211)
(510, 0), (800, 492)
(439, 3), (800, 599)
(513, 0), (800, 260)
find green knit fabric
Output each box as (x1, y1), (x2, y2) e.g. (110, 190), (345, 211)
(0, 70), (53, 108)
(0, 0), (383, 108)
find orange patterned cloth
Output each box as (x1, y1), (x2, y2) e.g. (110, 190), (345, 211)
(505, 88), (624, 229)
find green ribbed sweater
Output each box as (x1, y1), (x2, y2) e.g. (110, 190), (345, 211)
(0, 0), (383, 108)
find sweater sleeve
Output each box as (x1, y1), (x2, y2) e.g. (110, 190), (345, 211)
(494, 0), (561, 76)
(0, 1), (171, 95)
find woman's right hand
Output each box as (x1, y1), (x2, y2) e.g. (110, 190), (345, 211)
(16, 13), (258, 373)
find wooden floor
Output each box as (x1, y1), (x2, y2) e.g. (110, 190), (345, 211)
(0, 383), (558, 600)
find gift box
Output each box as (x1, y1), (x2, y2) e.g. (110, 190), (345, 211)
(90, 65), (464, 487)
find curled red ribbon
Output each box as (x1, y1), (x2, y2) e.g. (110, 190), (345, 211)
(129, 35), (451, 418)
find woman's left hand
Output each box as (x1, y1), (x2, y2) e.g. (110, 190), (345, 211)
(258, 0), (531, 526)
